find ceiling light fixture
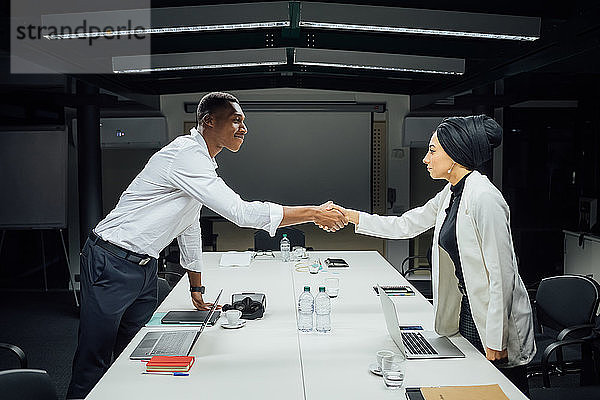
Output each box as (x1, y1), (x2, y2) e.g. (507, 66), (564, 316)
(44, 2), (290, 40)
(112, 48), (288, 74)
(294, 48), (465, 75)
(299, 3), (540, 41)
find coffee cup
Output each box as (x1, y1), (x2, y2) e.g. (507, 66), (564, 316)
(225, 309), (242, 325)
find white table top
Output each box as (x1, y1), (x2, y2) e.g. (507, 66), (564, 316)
(86, 250), (527, 400)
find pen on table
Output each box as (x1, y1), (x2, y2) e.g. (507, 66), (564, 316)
(142, 372), (189, 376)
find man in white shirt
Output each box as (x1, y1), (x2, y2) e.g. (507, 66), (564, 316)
(67, 92), (346, 399)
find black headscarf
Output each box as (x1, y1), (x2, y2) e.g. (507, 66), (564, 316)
(435, 115), (502, 170)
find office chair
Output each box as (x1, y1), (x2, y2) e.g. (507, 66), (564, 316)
(0, 343), (27, 369)
(0, 369), (58, 400)
(400, 247), (433, 302)
(529, 338), (600, 400)
(157, 271), (184, 307)
(253, 227), (306, 251)
(528, 275), (600, 382)
(200, 218), (218, 251)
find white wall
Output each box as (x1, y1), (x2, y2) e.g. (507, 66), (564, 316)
(160, 88), (411, 268)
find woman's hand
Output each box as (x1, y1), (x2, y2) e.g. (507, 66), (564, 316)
(486, 347), (508, 362)
(313, 201), (348, 232)
(329, 203), (360, 225)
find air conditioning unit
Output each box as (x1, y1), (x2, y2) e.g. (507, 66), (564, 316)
(100, 117), (168, 148)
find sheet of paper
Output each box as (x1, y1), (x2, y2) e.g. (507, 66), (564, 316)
(421, 384), (509, 400)
(219, 251), (252, 267)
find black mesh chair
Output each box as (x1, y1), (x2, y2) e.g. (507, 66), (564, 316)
(0, 369), (57, 400)
(200, 218), (218, 251)
(528, 275), (600, 383)
(253, 227), (306, 251)
(400, 247), (433, 302)
(157, 271), (184, 307)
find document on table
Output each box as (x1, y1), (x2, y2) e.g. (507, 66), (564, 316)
(220, 251), (252, 267)
(420, 384), (509, 400)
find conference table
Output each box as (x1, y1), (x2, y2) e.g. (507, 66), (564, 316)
(87, 251), (528, 399)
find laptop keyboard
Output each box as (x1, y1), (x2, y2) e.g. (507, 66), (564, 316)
(401, 332), (438, 355)
(151, 332), (194, 355)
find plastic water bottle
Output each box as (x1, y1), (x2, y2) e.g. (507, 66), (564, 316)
(315, 286), (331, 333)
(280, 234), (291, 261)
(298, 286), (314, 332)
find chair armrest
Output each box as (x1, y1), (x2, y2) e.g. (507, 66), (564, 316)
(558, 324), (595, 341)
(401, 256), (430, 276)
(404, 266), (432, 277)
(0, 343), (27, 368)
(541, 339), (592, 387)
(157, 271), (184, 281)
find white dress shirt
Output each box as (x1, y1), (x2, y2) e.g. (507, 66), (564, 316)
(95, 127), (283, 272)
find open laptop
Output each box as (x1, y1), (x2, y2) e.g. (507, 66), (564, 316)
(377, 285), (464, 359)
(130, 289), (223, 360)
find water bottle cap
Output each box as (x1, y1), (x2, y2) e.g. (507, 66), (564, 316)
(319, 286), (325, 292)
(283, 234), (287, 238)
(304, 286), (310, 291)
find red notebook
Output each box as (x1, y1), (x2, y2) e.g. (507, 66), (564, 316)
(146, 356), (195, 372)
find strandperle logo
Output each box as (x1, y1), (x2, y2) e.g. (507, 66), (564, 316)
(14, 19), (147, 46)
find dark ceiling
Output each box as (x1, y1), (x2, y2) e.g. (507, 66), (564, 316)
(0, 0), (599, 119)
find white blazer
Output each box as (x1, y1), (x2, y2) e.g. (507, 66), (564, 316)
(356, 171), (536, 367)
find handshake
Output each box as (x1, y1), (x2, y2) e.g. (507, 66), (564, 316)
(312, 201), (360, 232)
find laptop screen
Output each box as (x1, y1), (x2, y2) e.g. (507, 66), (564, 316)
(377, 285), (407, 356)
(199, 289), (223, 333)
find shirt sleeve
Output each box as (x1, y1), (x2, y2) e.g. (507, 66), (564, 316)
(355, 186), (448, 239)
(176, 214), (203, 272)
(471, 190), (515, 351)
(169, 146), (283, 237)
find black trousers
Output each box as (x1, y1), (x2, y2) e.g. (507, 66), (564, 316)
(66, 238), (157, 399)
(459, 295), (530, 397)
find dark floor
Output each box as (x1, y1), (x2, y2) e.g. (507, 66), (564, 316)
(0, 289), (592, 400)
(0, 291), (79, 399)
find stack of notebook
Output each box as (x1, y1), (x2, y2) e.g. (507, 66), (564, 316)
(146, 356), (195, 373)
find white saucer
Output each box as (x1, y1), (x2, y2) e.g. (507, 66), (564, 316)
(368, 363), (382, 376)
(220, 320), (246, 329)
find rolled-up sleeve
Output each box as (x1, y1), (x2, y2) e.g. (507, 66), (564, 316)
(169, 146), (283, 237)
(177, 217), (203, 272)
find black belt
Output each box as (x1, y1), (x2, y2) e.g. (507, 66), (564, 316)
(89, 231), (153, 266)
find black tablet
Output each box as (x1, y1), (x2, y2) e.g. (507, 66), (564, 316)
(160, 310), (221, 325)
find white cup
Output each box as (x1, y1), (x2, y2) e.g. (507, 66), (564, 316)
(225, 309), (242, 325)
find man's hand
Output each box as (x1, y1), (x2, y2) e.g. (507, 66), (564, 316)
(486, 347), (508, 363)
(313, 201), (348, 232)
(187, 271), (221, 311)
(328, 203), (360, 225)
(191, 291), (220, 311)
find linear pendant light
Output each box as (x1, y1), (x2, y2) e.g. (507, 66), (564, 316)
(43, 2), (290, 40)
(294, 48), (465, 75)
(299, 2), (540, 41)
(112, 48), (288, 74)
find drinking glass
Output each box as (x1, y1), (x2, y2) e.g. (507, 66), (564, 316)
(381, 354), (406, 389)
(325, 277), (340, 298)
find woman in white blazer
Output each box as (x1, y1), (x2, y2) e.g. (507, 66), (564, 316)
(331, 115), (535, 395)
